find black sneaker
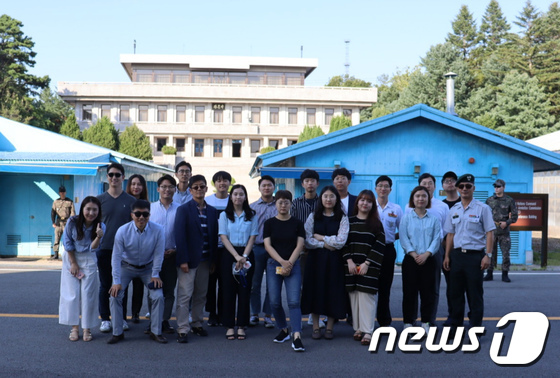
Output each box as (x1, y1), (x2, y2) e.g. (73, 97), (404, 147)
(292, 337), (305, 352)
(177, 332), (189, 343)
(162, 320), (175, 334)
(273, 329), (290, 343)
(191, 327), (209, 336)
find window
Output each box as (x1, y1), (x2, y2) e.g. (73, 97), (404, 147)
(173, 70), (190, 83)
(269, 139), (279, 150)
(193, 72), (210, 83)
(289, 140), (297, 146)
(154, 70), (171, 83)
(156, 137), (167, 152)
(138, 105), (149, 122)
(251, 139), (261, 156)
(176, 138), (185, 152)
(267, 73), (283, 85)
(214, 109), (223, 123)
(248, 72), (265, 85)
(194, 139), (204, 157)
(212, 72), (227, 84)
(232, 139), (242, 158)
(101, 104), (111, 119)
(195, 106), (205, 123)
(229, 72), (246, 84)
(286, 73), (303, 86)
(176, 106), (186, 122)
(250, 107), (260, 123)
(232, 106), (242, 123)
(307, 108), (316, 125)
(82, 104), (92, 121)
(120, 105), (130, 122)
(325, 108), (334, 126)
(136, 70), (152, 82)
(343, 108), (352, 118)
(270, 107), (279, 124)
(214, 139), (223, 157)
(288, 107), (297, 124)
(157, 105), (167, 122)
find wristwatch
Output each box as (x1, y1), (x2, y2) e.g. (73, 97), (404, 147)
(486, 253), (492, 258)
(242, 254), (248, 258)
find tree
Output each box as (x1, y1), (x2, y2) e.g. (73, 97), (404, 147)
(0, 89), (32, 123)
(118, 124), (152, 160)
(297, 125), (325, 142)
(30, 87), (73, 132)
(446, 5), (479, 59)
(82, 116), (120, 150)
(326, 74), (372, 87)
(259, 146), (276, 154)
(0, 14), (49, 122)
(328, 115), (352, 133)
(59, 113), (82, 140)
(478, 0), (511, 52)
(509, 0), (541, 76)
(491, 71), (557, 140)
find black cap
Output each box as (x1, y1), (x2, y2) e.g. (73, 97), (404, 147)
(493, 179), (505, 187)
(442, 171), (457, 183)
(456, 174), (475, 186)
(59, 186), (66, 193)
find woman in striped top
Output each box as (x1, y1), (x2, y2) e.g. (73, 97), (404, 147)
(343, 190), (385, 345)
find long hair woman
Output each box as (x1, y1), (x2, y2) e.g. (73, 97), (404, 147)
(343, 190), (385, 345)
(301, 185), (349, 340)
(59, 196), (105, 341)
(126, 174), (148, 200)
(218, 184), (258, 340)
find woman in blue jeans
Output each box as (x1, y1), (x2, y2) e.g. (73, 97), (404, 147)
(264, 190), (306, 352)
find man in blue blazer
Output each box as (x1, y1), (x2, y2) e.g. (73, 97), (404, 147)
(174, 174), (218, 343)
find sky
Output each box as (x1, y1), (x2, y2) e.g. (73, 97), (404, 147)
(3, 0), (557, 89)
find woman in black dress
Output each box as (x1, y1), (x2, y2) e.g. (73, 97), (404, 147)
(301, 185), (349, 340)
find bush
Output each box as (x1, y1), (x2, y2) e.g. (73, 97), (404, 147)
(259, 146), (276, 154)
(162, 145), (177, 155)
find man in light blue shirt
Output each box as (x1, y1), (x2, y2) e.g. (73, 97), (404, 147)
(173, 161), (193, 205)
(108, 199), (167, 344)
(151, 174), (180, 334)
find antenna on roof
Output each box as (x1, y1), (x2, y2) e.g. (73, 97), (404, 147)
(301, 45), (303, 58)
(344, 40), (350, 76)
(134, 40), (136, 54)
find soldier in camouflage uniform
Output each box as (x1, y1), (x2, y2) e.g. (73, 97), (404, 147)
(484, 179), (518, 282)
(51, 186), (75, 259)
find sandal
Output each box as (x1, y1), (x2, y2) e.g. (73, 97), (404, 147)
(69, 328), (79, 342)
(361, 333), (372, 346)
(324, 329), (334, 340)
(83, 329), (92, 342)
(312, 328), (322, 340)
(225, 328), (235, 340)
(353, 331), (363, 341)
(237, 328), (246, 341)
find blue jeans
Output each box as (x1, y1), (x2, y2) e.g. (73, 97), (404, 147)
(266, 259), (302, 333)
(250, 244), (271, 316)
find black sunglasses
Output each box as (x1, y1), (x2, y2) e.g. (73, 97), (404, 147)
(108, 172), (122, 178)
(133, 211), (150, 218)
(493, 185), (502, 188)
(457, 184), (473, 190)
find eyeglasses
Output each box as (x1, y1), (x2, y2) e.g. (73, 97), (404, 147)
(132, 211), (150, 218)
(493, 185), (502, 188)
(276, 201), (291, 207)
(159, 185), (176, 191)
(177, 170), (191, 175)
(443, 179), (456, 184)
(376, 184), (390, 189)
(108, 172), (122, 178)
(457, 184), (473, 190)
(191, 185), (207, 191)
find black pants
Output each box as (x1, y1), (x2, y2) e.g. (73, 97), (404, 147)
(205, 247), (224, 320)
(131, 278), (144, 317)
(97, 249), (128, 321)
(402, 254), (436, 324)
(220, 247), (254, 328)
(160, 252), (178, 321)
(377, 243), (396, 326)
(449, 249), (485, 327)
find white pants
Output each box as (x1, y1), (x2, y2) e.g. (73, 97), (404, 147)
(349, 291), (377, 335)
(59, 251), (99, 329)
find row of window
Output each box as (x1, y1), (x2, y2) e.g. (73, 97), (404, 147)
(155, 138), (297, 158)
(82, 104), (352, 125)
(133, 69), (304, 86)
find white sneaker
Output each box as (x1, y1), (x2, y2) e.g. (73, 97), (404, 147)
(123, 320), (130, 331)
(145, 312), (150, 319)
(264, 317), (274, 328)
(307, 317), (314, 325)
(422, 322), (430, 333)
(100, 320), (111, 333)
(403, 323), (412, 330)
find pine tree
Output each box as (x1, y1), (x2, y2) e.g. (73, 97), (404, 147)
(118, 124), (152, 161)
(328, 115), (352, 133)
(509, 0), (541, 76)
(298, 125), (325, 142)
(59, 113), (82, 140)
(446, 5), (478, 59)
(478, 0), (511, 52)
(82, 116), (119, 150)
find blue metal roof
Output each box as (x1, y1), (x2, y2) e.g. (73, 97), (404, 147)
(250, 104), (560, 176)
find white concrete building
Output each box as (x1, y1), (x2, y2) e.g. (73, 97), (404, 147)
(58, 54), (376, 198)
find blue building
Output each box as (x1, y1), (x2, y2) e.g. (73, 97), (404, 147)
(0, 116), (172, 257)
(250, 104), (560, 264)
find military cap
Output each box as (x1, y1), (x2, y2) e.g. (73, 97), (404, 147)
(455, 174), (475, 186)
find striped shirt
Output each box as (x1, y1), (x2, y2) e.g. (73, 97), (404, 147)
(291, 194), (318, 224)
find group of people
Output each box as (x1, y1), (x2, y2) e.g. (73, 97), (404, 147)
(57, 161), (517, 350)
